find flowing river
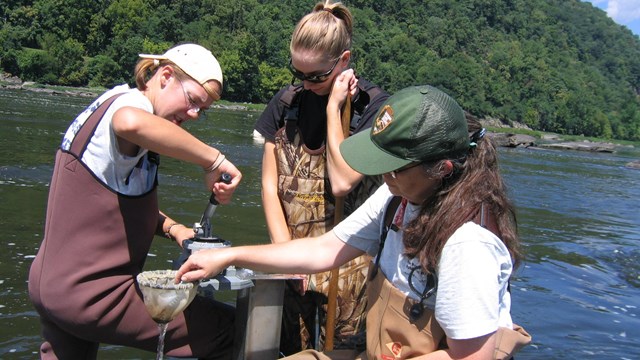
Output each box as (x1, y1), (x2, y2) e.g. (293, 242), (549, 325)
(1, 88), (638, 359)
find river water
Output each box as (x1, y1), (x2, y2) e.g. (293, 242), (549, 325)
(1, 88), (638, 359)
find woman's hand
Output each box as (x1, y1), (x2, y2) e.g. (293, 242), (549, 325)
(204, 158), (242, 204)
(328, 68), (357, 111)
(172, 224), (196, 247)
(175, 248), (231, 283)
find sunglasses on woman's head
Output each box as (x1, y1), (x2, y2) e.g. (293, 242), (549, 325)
(288, 56), (341, 83)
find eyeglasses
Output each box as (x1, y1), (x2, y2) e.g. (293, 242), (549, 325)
(288, 55), (342, 83)
(178, 79), (207, 120)
(389, 162), (422, 179)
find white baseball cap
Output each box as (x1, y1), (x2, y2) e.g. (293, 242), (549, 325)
(139, 43), (223, 88)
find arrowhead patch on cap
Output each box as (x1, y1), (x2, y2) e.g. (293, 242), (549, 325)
(372, 105), (394, 135)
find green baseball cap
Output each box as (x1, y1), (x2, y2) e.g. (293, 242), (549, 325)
(340, 85), (469, 175)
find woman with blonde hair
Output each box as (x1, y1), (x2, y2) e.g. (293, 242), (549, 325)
(254, 0), (389, 354)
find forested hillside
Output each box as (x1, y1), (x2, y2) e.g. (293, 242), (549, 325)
(1, 0), (639, 140)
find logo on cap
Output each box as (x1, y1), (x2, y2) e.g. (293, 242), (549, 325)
(372, 105), (394, 135)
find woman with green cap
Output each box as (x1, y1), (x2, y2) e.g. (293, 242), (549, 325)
(176, 85), (530, 359)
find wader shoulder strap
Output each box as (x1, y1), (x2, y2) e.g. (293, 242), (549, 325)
(69, 93), (123, 158)
(474, 203), (503, 242)
(350, 82), (383, 132)
(279, 84), (304, 142)
(357, 81), (382, 102)
(383, 196), (403, 236)
(279, 84), (304, 108)
(369, 196), (402, 280)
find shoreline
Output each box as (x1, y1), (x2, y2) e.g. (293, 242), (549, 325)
(0, 74), (264, 111)
(2, 75), (637, 159)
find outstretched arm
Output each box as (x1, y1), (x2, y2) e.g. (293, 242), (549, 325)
(175, 230), (363, 283)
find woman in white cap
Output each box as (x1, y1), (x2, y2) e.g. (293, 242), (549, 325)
(28, 43), (240, 359)
(177, 85), (531, 359)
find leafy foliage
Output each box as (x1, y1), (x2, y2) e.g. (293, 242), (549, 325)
(1, 0), (639, 140)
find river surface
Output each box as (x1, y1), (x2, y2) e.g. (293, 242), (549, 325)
(1, 88), (639, 359)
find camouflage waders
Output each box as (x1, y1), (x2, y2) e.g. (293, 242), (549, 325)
(275, 123), (371, 355)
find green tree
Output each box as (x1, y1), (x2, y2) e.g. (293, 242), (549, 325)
(16, 48), (57, 84)
(1, 0), (639, 140)
(210, 27), (260, 101)
(104, 0), (150, 42)
(44, 36), (87, 86)
(87, 55), (124, 88)
(34, 0), (106, 45)
(0, 24), (25, 75)
(256, 62), (290, 104)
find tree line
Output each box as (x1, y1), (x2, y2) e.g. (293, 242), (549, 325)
(1, 0), (639, 140)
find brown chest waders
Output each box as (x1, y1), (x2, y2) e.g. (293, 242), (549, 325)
(28, 95), (234, 359)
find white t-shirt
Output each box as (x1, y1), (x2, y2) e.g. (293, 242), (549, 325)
(333, 184), (514, 340)
(61, 85), (157, 195)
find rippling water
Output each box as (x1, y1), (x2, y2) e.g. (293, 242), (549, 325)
(501, 147), (640, 359)
(1, 88), (638, 359)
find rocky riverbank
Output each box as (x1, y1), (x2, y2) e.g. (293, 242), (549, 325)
(0, 73), (255, 111)
(1, 73), (100, 98)
(487, 132), (618, 153)
(2, 72), (636, 164)
(484, 127), (639, 169)
(478, 116), (624, 153)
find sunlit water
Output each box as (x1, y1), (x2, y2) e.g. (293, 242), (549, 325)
(1, 88), (638, 359)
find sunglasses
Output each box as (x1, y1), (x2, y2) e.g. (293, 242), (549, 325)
(389, 162), (422, 179)
(288, 55), (342, 83)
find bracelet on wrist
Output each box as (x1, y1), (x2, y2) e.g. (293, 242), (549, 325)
(204, 152), (221, 171)
(204, 154), (226, 173)
(164, 223), (180, 240)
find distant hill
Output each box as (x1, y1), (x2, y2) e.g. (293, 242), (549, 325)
(1, 0), (638, 140)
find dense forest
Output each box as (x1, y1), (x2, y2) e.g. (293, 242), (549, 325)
(1, 0), (639, 140)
